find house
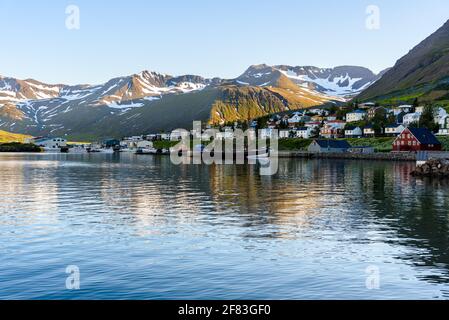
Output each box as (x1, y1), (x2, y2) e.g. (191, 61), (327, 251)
(33, 137), (67, 150)
(305, 121), (321, 129)
(326, 114), (337, 121)
(344, 126), (363, 138)
(385, 124), (405, 137)
(296, 127), (313, 139)
(438, 117), (449, 135)
(259, 128), (277, 139)
(368, 106), (388, 119)
(402, 112), (422, 126)
(103, 139), (120, 148)
(359, 102), (376, 109)
(392, 127), (442, 152)
(363, 125), (376, 137)
(393, 105), (413, 115)
(346, 110), (367, 122)
(325, 120), (346, 130)
(288, 114), (311, 127)
(279, 130), (291, 139)
(308, 139), (351, 153)
(320, 125), (343, 139)
(136, 140), (154, 149)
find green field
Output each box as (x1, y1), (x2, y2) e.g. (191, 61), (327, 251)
(0, 130), (31, 143)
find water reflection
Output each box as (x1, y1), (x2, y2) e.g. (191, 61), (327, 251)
(0, 153), (449, 299)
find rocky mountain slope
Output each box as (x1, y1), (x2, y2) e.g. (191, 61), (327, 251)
(358, 19), (449, 105)
(0, 64), (382, 140)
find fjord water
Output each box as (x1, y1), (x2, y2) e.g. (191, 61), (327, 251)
(1, 153), (449, 300)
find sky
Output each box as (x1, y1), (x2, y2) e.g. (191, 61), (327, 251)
(0, 0), (449, 85)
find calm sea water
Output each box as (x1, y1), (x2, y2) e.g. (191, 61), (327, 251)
(1, 153), (449, 300)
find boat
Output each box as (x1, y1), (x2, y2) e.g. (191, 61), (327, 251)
(135, 147), (158, 155)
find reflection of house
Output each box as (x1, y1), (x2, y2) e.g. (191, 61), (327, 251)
(344, 126), (362, 138)
(308, 140), (351, 153)
(385, 124), (405, 136)
(393, 128), (442, 152)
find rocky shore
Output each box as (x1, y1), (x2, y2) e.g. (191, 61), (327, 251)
(411, 159), (449, 177)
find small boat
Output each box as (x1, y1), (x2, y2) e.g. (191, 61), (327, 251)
(135, 147), (158, 155)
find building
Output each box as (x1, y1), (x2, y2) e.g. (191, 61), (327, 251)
(368, 106), (388, 119)
(307, 140), (351, 153)
(385, 124), (405, 137)
(33, 137), (67, 150)
(305, 121), (321, 129)
(259, 128), (277, 139)
(279, 130), (291, 139)
(346, 110), (367, 122)
(320, 125), (343, 139)
(402, 112), (422, 126)
(363, 125), (376, 137)
(344, 126), (363, 138)
(296, 127), (313, 139)
(288, 114), (311, 127)
(393, 127), (442, 152)
(438, 117), (449, 135)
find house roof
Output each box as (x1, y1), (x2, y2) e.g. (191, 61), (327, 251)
(363, 125), (374, 129)
(345, 126), (359, 131)
(349, 110), (367, 114)
(386, 123), (402, 128)
(408, 128), (441, 145)
(313, 140), (351, 149)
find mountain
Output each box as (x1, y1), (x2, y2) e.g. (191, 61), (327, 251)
(358, 19), (449, 105)
(0, 64), (381, 140)
(236, 64), (384, 98)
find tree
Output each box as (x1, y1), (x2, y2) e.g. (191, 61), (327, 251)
(419, 105), (439, 132)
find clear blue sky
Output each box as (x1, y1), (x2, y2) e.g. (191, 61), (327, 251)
(1, 0), (448, 85)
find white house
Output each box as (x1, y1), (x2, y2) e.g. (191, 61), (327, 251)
(305, 121), (321, 129)
(385, 124), (405, 136)
(33, 137), (67, 150)
(279, 130), (291, 139)
(344, 126), (363, 138)
(435, 107), (448, 127)
(259, 128), (278, 139)
(438, 117), (449, 135)
(136, 140), (154, 149)
(363, 125), (376, 137)
(296, 127), (313, 139)
(393, 105), (413, 115)
(346, 110), (367, 122)
(403, 112), (422, 126)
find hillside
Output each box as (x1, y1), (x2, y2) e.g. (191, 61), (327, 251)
(0, 63), (382, 139)
(0, 130), (31, 143)
(358, 19), (449, 105)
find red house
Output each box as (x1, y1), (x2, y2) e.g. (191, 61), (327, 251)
(393, 127), (442, 152)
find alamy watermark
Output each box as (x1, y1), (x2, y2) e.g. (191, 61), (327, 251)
(169, 121), (279, 176)
(66, 265), (81, 290)
(65, 5), (80, 30)
(366, 5), (381, 30)
(365, 265), (380, 290)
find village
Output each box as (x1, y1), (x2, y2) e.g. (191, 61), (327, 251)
(23, 102), (449, 158)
